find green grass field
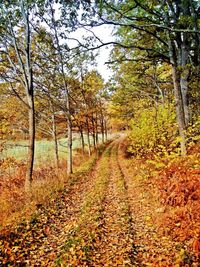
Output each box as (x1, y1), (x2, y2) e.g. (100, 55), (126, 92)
(1, 136), (86, 166)
(1, 133), (112, 166)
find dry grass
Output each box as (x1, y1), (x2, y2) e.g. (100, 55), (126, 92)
(0, 145), (104, 229)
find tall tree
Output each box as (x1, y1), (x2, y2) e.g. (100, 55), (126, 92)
(91, 0), (200, 155)
(0, 1), (36, 191)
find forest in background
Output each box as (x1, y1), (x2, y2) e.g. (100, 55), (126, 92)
(0, 1), (200, 266)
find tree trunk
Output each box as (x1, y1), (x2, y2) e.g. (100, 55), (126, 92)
(171, 65), (187, 156)
(67, 116), (73, 175)
(86, 117), (91, 156)
(168, 34), (187, 156)
(52, 112), (59, 168)
(79, 126), (85, 153)
(104, 118), (108, 141)
(92, 115), (96, 148)
(101, 118), (105, 143)
(95, 113), (99, 145)
(50, 3), (73, 174)
(25, 94), (35, 192)
(100, 107), (105, 143)
(180, 42), (190, 126)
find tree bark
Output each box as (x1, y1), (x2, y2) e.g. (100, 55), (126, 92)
(95, 112), (99, 145)
(21, 1), (35, 191)
(52, 112), (59, 168)
(99, 104), (105, 143)
(180, 41), (190, 126)
(67, 116), (73, 174)
(86, 116), (91, 156)
(101, 117), (105, 143)
(50, 3), (73, 174)
(104, 118), (108, 141)
(168, 32), (187, 156)
(25, 93), (35, 192)
(92, 115), (96, 148)
(171, 65), (187, 156)
(79, 125), (85, 153)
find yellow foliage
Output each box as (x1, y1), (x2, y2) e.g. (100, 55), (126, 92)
(128, 103), (177, 157)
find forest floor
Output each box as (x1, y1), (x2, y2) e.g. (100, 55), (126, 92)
(0, 138), (200, 266)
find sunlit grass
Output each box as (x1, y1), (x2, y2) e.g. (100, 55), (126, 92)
(1, 133), (114, 167)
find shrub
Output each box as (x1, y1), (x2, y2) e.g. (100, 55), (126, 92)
(128, 103), (177, 157)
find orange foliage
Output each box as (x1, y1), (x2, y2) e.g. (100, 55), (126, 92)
(154, 145), (200, 262)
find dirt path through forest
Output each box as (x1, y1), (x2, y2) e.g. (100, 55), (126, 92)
(0, 138), (188, 266)
(1, 139), (138, 266)
(90, 140), (136, 266)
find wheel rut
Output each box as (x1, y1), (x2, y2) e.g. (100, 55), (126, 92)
(91, 139), (137, 267)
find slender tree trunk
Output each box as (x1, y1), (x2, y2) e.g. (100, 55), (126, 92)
(50, 3), (73, 174)
(168, 34), (187, 156)
(79, 126), (85, 153)
(95, 113), (99, 145)
(171, 65), (187, 156)
(25, 94), (35, 191)
(92, 115), (96, 148)
(86, 117), (91, 156)
(101, 118), (105, 143)
(100, 107), (105, 143)
(104, 118), (108, 141)
(180, 42), (190, 126)
(52, 112), (59, 168)
(180, 69), (189, 126)
(67, 115), (73, 175)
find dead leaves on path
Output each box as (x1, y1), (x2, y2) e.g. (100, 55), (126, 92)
(1, 140), (200, 266)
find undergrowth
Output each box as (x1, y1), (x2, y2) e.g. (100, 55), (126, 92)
(0, 142), (110, 229)
(123, 136), (200, 265)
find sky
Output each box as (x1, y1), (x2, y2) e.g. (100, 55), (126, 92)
(69, 25), (115, 82)
(53, 3), (115, 81)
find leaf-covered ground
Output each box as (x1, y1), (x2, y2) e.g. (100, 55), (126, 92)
(0, 139), (200, 266)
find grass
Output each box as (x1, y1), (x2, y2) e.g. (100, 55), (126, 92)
(1, 133), (114, 167)
(1, 137), (81, 166)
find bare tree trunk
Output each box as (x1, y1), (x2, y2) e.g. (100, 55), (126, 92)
(99, 106), (105, 143)
(25, 94), (35, 191)
(104, 118), (108, 141)
(79, 126), (85, 153)
(67, 117), (73, 174)
(101, 118), (105, 143)
(168, 33), (187, 156)
(52, 112), (59, 168)
(50, 3), (73, 174)
(86, 117), (91, 156)
(21, 1), (35, 191)
(92, 115), (96, 148)
(171, 65), (187, 156)
(180, 41), (190, 126)
(95, 113), (99, 145)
